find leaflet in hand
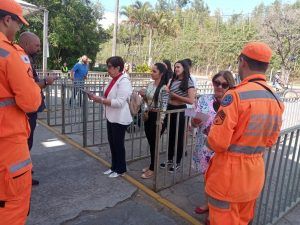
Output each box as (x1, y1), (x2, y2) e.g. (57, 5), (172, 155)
(185, 108), (210, 123)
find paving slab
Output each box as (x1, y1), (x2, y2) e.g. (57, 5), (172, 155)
(27, 123), (137, 225)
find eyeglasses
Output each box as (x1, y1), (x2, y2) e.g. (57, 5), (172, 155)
(213, 80), (229, 89)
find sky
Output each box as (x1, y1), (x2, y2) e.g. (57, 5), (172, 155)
(99, 0), (296, 28)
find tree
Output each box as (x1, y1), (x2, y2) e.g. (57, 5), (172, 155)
(261, 2), (300, 82)
(25, 0), (109, 69)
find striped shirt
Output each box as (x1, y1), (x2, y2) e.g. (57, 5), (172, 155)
(145, 83), (169, 111)
(169, 78), (194, 97)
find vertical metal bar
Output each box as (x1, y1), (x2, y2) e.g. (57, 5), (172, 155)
(290, 129), (300, 202)
(262, 137), (281, 225)
(92, 101), (96, 145)
(61, 83), (66, 134)
(278, 131), (294, 215)
(82, 93), (88, 147)
(46, 85), (50, 125)
(154, 111), (162, 192)
(270, 134), (288, 222)
(172, 111), (180, 185)
(256, 147), (272, 225)
(285, 130), (299, 207)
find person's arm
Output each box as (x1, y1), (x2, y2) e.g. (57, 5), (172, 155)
(70, 64), (78, 80)
(170, 87), (195, 104)
(35, 76), (56, 89)
(6, 54), (41, 113)
(206, 90), (239, 153)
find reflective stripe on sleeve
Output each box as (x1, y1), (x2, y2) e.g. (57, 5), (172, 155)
(208, 196), (230, 209)
(10, 158), (32, 173)
(0, 48), (10, 58)
(229, 145), (265, 154)
(239, 90), (280, 101)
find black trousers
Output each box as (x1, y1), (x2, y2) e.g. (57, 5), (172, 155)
(27, 112), (38, 151)
(107, 121), (128, 174)
(167, 104), (186, 164)
(144, 111), (158, 171)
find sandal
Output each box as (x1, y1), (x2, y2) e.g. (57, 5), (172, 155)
(194, 206), (209, 214)
(141, 170), (154, 179)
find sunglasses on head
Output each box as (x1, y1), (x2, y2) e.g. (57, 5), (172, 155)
(213, 80), (229, 89)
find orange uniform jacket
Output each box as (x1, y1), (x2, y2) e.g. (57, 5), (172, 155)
(205, 74), (284, 203)
(0, 32), (41, 194)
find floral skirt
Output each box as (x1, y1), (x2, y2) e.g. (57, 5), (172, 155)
(192, 133), (214, 174)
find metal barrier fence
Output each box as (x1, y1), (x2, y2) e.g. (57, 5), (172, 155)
(41, 77), (300, 224)
(255, 125), (300, 225)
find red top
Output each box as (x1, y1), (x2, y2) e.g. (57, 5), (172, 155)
(104, 73), (123, 98)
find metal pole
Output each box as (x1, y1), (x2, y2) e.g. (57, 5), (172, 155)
(112, 0), (119, 56)
(42, 9), (49, 72)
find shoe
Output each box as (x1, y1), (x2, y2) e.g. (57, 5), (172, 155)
(142, 167), (149, 173)
(141, 170), (154, 179)
(168, 164), (180, 173)
(194, 206), (209, 214)
(108, 172), (124, 178)
(103, 169), (113, 175)
(32, 179), (39, 186)
(160, 160), (173, 169)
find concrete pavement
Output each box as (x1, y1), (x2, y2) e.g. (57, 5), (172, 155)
(27, 123), (189, 225)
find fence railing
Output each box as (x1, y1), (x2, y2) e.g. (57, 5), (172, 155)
(41, 74), (300, 225)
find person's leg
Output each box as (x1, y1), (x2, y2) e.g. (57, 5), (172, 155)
(167, 108), (177, 161)
(208, 196), (239, 225)
(106, 121), (116, 171)
(146, 112), (157, 171)
(208, 196), (256, 225)
(27, 113), (38, 151)
(0, 170), (32, 225)
(110, 123), (127, 174)
(176, 110), (186, 164)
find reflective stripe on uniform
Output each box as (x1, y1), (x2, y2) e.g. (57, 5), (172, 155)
(0, 48), (10, 58)
(9, 158), (32, 173)
(239, 90), (279, 101)
(0, 98), (16, 108)
(229, 144), (265, 154)
(208, 196), (230, 209)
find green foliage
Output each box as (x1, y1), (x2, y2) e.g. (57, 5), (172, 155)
(25, 0), (110, 69)
(136, 64), (151, 72)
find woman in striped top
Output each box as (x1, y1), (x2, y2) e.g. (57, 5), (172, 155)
(140, 63), (169, 179)
(160, 60), (196, 173)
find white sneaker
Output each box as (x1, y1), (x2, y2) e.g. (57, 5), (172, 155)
(108, 172), (124, 178)
(103, 169), (113, 175)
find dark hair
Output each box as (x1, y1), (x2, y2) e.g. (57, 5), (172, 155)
(183, 58), (192, 68)
(0, 10), (20, 22)
(153, 63), (168, 107)
(106, 56), (124, 72)
(212, 71), (235, 89)
(172, 60), (191, 91)
(163, 59), (173, 81)
(240, 54), (269, 72)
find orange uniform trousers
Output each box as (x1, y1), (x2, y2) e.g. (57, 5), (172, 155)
(0, 142), (32, 225)
(208, 197), (256, 225)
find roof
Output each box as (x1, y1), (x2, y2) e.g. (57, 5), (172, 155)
(16, 0), (41, 15)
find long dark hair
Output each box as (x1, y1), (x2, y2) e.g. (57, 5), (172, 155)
(153, 63), (168, 107)
(163, 59), (173, 81)
(171, 60), (191, 91)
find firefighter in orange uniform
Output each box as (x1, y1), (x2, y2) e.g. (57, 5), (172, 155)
(0, 0), (42, 224)
(205, 42), (284, 225)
